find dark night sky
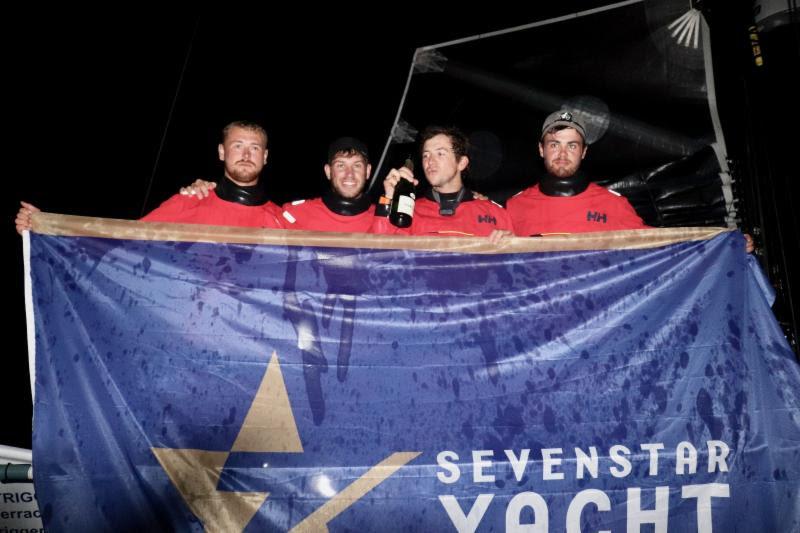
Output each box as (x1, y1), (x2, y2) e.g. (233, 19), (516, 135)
(4, 6), (559, 448)
(4, 4), (798, 449)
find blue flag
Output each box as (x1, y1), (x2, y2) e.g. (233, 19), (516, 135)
(26, 220), (800, 532)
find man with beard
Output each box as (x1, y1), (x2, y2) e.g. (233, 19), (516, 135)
(140, 120), (283, 227)
(373, 125), (513, 236)
(15, 120), (283, 232)
(505, 110), (646, 235)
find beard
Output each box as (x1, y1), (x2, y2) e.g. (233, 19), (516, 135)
(544, 160), (578, 178)
(333, 181), (365, 199)
(227, 161), (260, 184)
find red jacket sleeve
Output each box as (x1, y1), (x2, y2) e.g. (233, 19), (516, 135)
(140, 194), (196, 222)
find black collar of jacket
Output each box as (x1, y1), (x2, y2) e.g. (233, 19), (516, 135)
(539, 172), (590, 197)
(322, 188), (372, 216)
(425, 187), (473, 216)
(215, 177), (269, 206)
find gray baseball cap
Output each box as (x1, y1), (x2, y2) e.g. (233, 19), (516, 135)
(541, 110), (587, 141)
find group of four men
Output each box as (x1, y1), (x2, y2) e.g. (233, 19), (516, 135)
(15, 111), (649, 237)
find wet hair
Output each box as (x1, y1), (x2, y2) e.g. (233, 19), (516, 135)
(327, 137), (370, 164)
(222, 120), (268, 147)
(420, 125), (469, 161)
(330, 148), (369, 165)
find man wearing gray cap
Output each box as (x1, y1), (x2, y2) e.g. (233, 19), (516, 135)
(505, 110), (646, 235)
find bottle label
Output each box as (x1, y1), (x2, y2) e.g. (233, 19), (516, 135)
(396, 196), (415, 216)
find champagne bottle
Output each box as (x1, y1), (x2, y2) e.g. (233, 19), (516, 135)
(389, 159), (415, 228)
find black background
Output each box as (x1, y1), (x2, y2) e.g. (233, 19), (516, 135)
(4, 4), (798, 449)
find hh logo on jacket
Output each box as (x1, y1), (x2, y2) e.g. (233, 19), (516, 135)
(587, 211), (607, 223)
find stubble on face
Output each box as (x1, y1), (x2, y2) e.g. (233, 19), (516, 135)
(539, 128), (586, 178)
(221, 127), (268, 186)
(328, 153), (369, 199)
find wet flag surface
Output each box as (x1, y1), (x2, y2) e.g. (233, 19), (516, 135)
(26, 221), (800, 532)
